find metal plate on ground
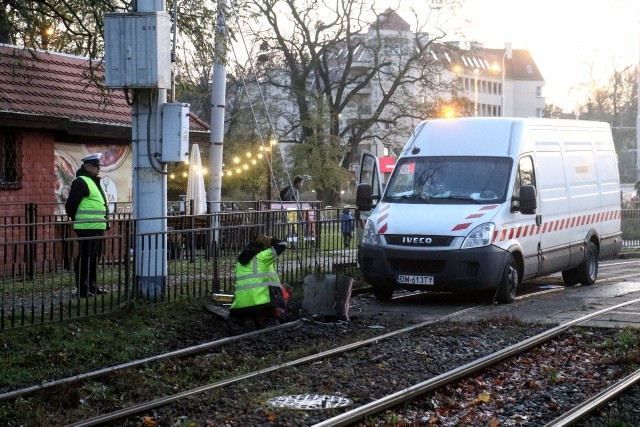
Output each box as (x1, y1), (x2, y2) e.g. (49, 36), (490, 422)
(266, 394), (352, 410)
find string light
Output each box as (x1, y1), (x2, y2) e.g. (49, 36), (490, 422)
(220, 143), (276, 178)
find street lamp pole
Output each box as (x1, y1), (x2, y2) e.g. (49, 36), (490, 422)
(501, 42), (512, 117)
(474, 69), (479, 117)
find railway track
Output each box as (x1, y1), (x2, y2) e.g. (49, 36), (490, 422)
(2, 298), (636, 426)
(2, 263), (639, 426)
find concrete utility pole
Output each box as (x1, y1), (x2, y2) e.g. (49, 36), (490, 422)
(208, 0), (228, 213)
(132, 0), (168, 298)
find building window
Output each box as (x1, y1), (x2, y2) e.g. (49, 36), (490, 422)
(536, 86), (543, 97)
(0, 128), (23, 190)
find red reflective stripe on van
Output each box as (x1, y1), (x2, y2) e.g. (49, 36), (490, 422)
(377, 212), (389, 224)
(466, 213), (484, 219)
(515, 226), (522, 238)
(500, 228), (507, 241)
(507, 228), (514, 239)
(378, 223), (387, 233)
(480, 205), (499, 210)
(452, 223), (471, 231)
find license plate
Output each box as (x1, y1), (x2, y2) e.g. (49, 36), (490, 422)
(397, 275), (434, 285)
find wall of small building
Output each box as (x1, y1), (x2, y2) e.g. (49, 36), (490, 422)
(1, 129), (56, 218)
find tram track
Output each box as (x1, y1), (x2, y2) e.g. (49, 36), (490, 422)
(46, 298), (640, 426)
(2, 261), (639, 426)
(313, 298), (640, 427)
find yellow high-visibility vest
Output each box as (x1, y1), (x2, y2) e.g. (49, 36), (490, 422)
(74, 176), (108, 230)
(231, 248), (280, 310)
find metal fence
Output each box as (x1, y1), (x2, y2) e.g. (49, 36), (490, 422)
(0, 206), (357, 330)
(3, 203), (640, 331)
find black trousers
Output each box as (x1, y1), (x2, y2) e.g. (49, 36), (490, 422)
(74, 229), (104, 295)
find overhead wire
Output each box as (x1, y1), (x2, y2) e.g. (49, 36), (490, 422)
(226, 0), (300, 207)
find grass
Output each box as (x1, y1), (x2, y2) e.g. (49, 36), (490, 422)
(0, 297), (218, 390)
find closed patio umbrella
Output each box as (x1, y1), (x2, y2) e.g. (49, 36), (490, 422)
(186, 144), (207, 215)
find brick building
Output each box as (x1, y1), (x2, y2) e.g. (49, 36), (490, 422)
(0, 44), (209, 270)
(0, 44), (209, 217)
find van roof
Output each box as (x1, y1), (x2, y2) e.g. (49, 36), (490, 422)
(404, 118), (610, 157)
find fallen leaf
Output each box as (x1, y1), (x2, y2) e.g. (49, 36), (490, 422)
(474, 392), (491, 403)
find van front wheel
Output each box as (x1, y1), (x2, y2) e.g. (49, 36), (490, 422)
(576, 242), (598, 286)
(372, 282), (394, 301)
(496, 255), (518, 304)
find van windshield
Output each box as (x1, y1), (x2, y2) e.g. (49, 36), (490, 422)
(383, 156), (513, 204)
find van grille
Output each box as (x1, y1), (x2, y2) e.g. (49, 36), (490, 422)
(385, 235), (454, 247)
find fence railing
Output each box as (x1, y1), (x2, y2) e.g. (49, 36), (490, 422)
(4, 204), (640, 331)
(0, 207), (357, 330)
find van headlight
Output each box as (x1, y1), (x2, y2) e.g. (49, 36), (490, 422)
(461, 223), (495, 249)
(362, 219), (379, 246)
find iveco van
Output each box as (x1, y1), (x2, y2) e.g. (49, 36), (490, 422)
(355, 118), (622, 303)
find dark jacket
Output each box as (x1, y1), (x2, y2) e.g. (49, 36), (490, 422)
(341, 209), (354, 234)
(283, 185), (299, 201)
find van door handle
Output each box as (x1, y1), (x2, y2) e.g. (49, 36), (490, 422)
(536, 215), (542, 226)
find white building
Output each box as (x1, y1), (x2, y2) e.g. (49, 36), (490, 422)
(243, 9), (546, 169)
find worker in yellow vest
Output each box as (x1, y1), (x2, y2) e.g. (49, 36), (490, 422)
(65, 153), (110, 297)
(230, 234), (291, 330)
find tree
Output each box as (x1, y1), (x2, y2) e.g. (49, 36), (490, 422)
(236, 0), (463, 204)
(576, 65), (637, 149)
(542, 103), (564, 119)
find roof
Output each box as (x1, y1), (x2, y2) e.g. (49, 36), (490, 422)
(372, 9), (411, 32)
(0, 44), (209, 140)
(482, 48), (545, 81)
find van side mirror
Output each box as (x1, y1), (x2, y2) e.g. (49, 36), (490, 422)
(512, 184), (537, 214)
(356, 183), (374, 211)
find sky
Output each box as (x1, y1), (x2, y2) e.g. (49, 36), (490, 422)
(390, 0), (640, 112)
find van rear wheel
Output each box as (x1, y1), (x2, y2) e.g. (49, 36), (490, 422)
(562, 268), (579, 286)
(496, 255), (518, 304)
(576, 242), (598, 286)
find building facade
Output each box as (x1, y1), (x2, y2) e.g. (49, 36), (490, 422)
(246, 10), (545, 168)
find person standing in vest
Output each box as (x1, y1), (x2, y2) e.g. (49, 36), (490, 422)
(65, 153), (110, 297)
(230, 234), (292, 330)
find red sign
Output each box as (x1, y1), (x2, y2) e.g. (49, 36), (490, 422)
(379, 157), (396, 173)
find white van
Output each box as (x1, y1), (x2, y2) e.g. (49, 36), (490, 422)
(355, 117), (622, 303)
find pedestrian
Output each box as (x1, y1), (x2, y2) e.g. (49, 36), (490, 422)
(341, 207), (355, 248)
(230, 234), (292, 330)
(282, 176), (305, 243)
(283, 175), (304, 201)
(633, 180), (640, 201)
(65, 153), (110, 297)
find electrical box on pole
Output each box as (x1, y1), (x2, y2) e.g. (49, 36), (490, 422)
(161, 102), (190, 162)
(103, 12), (172, 89)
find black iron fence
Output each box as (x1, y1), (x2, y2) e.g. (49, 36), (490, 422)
(0, 206), (357, 330)
(3, 202), (640, 331)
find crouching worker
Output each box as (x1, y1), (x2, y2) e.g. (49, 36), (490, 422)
(230, 234), (292, 330)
